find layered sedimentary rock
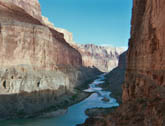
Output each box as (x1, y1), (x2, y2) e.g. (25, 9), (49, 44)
(0, 0), (42, 21)
(123, 0), (165, 102)
(82, 0), (165, 126)
(77, 44), (126, 72)
(120, 0), (165, 124)
(0, 0), (82, 69)
(0, 0), (101, 119)
(42, 17), (126, 72)
(42, 16), (75, 46)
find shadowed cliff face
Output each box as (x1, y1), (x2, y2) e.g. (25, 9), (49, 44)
(0, 0), (102, 119)
(82, 0), (165, 126)
(42, 17), (126, 72)
(123, 0), (165, 102)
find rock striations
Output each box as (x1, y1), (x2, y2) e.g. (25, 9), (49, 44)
(123, 0), (165, 102)
(42, 17), (126, 72)
(0, 0), (42, 21)
(77, 44), (126, 72)
(0, 0), (101, 119)
(82, 0), (165, 126)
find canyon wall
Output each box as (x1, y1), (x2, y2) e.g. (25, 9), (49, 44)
(77, 44), (126, 72)
(0, 0), (42, 21)
(123, 0), (165, 102)
(82, 0), (165, 126)
(120, 0), (165, 124)
(0, 0), (101, 119)
(42, 17), (126, 72)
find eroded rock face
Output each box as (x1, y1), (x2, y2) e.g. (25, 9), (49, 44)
(41, 17), (126, 72)
(0, 0), (101, 119)
(0, 1), (82, 70)
(82, 0), (165, 125)
(120, 0), (165, 124)
(123, 0), (165, 102)
(0, 0), (42, 20)
(77, 44), (126, 72)
(42, 16), (75, 46)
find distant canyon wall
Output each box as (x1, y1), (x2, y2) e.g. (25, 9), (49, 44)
(42, 17), (126, 72)
(77, 44), (126, 72)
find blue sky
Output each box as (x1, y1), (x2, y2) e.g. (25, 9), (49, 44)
(39, 0), (132, 47)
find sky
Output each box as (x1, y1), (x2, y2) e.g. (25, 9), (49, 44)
(39, 0), (133, 47)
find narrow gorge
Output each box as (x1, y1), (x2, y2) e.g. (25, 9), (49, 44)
(83, 0), (165, 125)
(0, 0), (125, 122)
(0, 0), (164, 126)
(0, 0), (102, 119)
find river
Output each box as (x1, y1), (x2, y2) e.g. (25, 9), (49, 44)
(0, 74), (119, 126)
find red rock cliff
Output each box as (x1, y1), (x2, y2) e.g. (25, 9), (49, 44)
(82, 0), (165, 126)
(123, 0), (165, 102)
(0, 0), (102, 119)
(0, 0), (82, 70)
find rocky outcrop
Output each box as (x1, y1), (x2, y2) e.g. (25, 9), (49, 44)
(0, 0), (42, 21)
(82, 0), (165, 126)
(42, 16), (76, 46)
(0, 0), (101, 119)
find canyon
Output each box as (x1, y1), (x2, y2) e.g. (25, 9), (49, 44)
(82, 0), (165, 125)
(0, 0), (164, 125)
(0, 0), (125, 120)
(42, 16), (126, 72)
(0, 0), (102, 119)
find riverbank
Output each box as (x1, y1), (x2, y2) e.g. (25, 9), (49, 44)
(23, 75), (101, 119)
(0, 74), (119, 126)
(97, 67), (125, 104)
(0, 72), (101, 121)
(34, 89), (92, 119)
(33, 69), (103, 119)
(82, 67), (125, 119)
(80, 52), (127, 126)
(85, 107), (118, 118)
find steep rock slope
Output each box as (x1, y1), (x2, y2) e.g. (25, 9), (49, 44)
(81, 51), (127, 126)
(42, 17), (126, 72)
(0, 0), (101, 119)
(82, 0), (165, 126)
(123, 0), (165, 102)
(103, 51), (127, 103)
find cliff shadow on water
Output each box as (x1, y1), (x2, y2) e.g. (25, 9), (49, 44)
(0, 88), (88, 120)
(0, 65), (102, 120)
